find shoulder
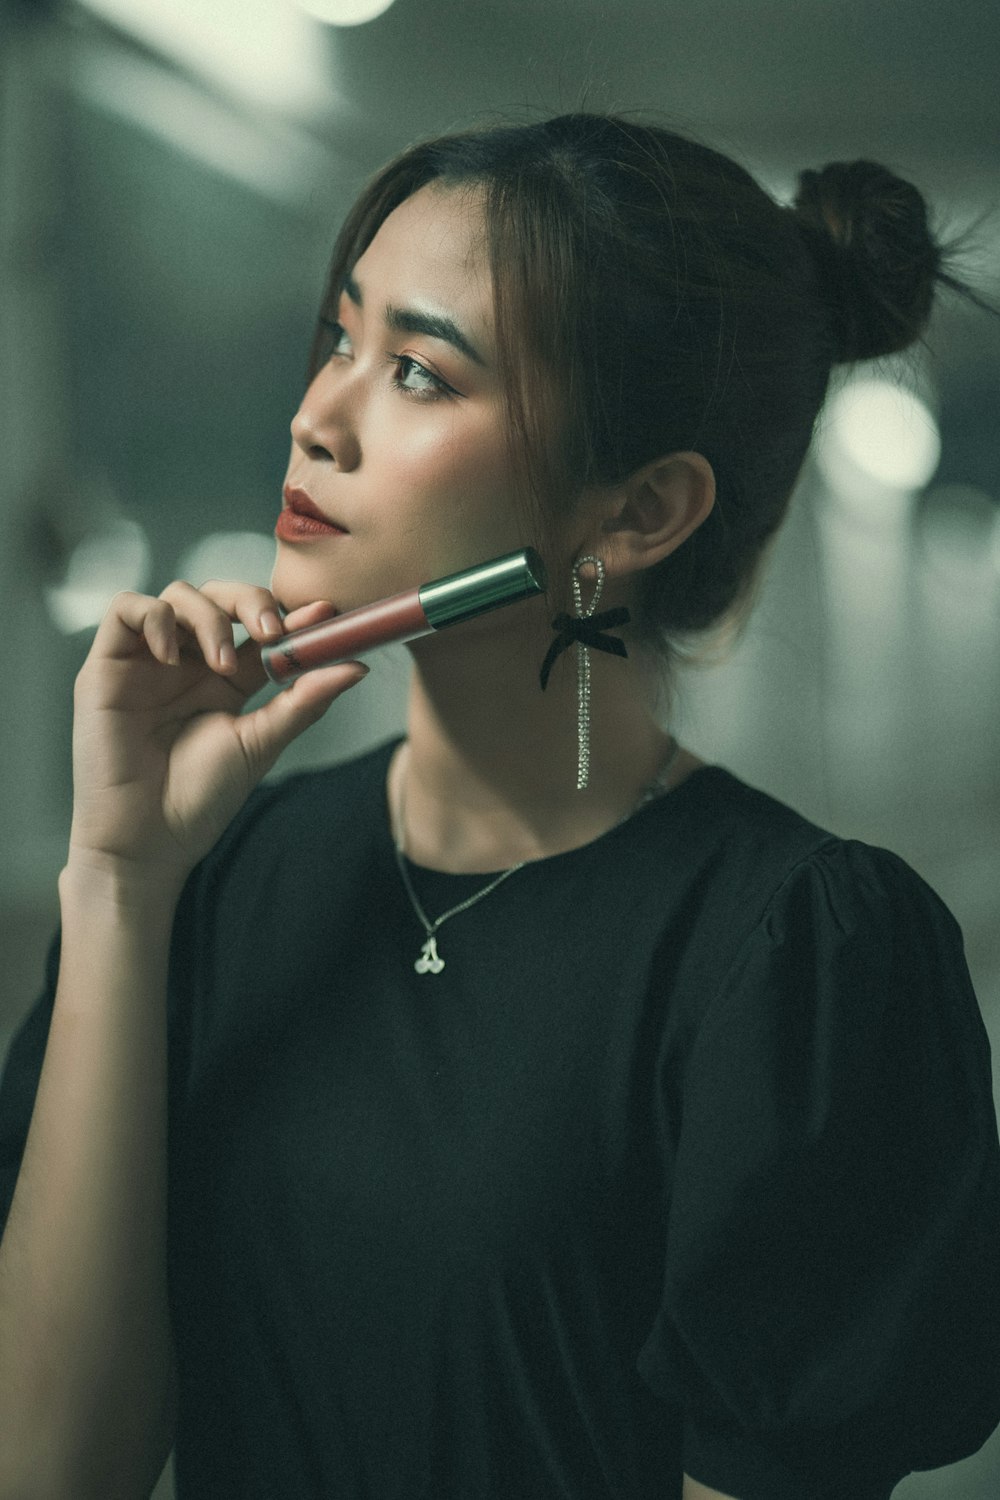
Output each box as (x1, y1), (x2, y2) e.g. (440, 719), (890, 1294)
(679, 763), (953, 925)
(641, 766), (966, 1012)
(693, 775), (973, 1042)
(669, 784), (989, 1180)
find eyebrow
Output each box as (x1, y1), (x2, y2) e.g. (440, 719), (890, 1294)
(342, 271), (486, 367)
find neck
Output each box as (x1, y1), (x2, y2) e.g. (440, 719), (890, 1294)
(390, 598), (683, 873)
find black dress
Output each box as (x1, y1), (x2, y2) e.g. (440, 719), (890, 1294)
(3, 734), (1000, 1499)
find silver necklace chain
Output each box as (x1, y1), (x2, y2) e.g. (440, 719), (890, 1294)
(391, 737), (681, 976)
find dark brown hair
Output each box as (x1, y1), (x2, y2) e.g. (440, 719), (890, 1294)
(306, 113), (998, 668)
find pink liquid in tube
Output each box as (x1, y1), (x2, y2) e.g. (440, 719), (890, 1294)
(261, 548), (547, 686)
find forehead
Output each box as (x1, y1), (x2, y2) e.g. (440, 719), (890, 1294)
(350, 183), (493, 343)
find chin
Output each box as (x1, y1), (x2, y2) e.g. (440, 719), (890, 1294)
(269, 572), (315, 616)
(270, 551), (328, 609)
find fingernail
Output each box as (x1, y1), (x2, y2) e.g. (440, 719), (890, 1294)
(259, 610), (282, 636)
(218, 641), (238, 671)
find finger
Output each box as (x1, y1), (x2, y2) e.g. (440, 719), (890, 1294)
(235, 660), (370, 780)
(158, 579), (251, 676)
(90, 592), (182, 666)
(280, 599), (338, 633)
(224, 599), (341, 699)
(193, 578), (289, 642)
(173, 582), (338, 694)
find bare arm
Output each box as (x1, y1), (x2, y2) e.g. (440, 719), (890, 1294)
(683, 1475), (740, 1500)
(0, 868), (180, 1498)
(0, 582), (366, 1498)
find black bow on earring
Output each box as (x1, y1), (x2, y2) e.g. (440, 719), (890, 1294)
(538, 607), (631, 690)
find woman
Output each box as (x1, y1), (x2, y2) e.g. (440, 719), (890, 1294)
(1, 113), (999, 1500)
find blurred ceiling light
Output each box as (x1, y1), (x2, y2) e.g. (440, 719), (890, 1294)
(76, 42), (329, 206)
(816, 375), (941, 494)
(76, 0), (330, 118)
(45, 518), (151, 634)
(296, 0), (397, 23)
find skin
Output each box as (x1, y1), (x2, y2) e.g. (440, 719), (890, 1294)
(683, 1480), (738, 1500)
(274, 180), (717, 873)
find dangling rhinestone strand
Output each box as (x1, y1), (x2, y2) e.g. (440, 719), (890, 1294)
(572, 555), (604, 792)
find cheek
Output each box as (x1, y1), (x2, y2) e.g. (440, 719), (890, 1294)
(373, 400), (513, 500)
(377, 413), (529, 576)
(273, 399), (529, 611)
(425, 421), (524, 551)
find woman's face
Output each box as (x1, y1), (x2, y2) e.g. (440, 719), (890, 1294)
(272, 181), (536, 618)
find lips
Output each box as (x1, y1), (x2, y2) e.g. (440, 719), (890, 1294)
(282, 485), (346, 531)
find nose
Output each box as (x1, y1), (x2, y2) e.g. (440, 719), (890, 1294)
(290, 368), (361, 471)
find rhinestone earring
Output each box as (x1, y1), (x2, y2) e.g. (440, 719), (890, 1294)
(538, 554), (632, 791)
(572, 555), (602, 789)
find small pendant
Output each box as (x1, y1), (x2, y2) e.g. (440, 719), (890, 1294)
(415, 934), (444, 975)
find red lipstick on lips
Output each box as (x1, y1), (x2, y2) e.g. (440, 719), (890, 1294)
(275, 485), (347, 542)
(261, 549), (548, 685)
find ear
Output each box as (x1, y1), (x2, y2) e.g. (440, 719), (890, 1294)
(595, 452), (715, 577)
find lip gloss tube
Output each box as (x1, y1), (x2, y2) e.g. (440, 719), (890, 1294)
(261, 547), (547, 685)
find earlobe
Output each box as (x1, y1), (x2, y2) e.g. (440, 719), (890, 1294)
(601, 451), (715, 575)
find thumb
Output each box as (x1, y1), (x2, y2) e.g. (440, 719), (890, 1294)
(236, 660), (369, 778)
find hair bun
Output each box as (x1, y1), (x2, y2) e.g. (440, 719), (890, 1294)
(792, 160), (942, 363)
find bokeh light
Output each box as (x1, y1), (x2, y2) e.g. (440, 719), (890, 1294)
(816, 376), (941, 493)
(44, 518), (152, 634)
(177, 530), (278, 589)
(296, 0), (397, 26)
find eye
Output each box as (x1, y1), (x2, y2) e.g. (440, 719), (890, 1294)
(317, 316), (352, 360)
(391, 355), (456, 399)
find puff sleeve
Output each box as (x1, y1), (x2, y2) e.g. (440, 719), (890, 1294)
(637, 840), (1000, 1500)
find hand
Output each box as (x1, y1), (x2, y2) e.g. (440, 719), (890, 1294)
(682, 1475), (740, 1500)
(67, 580), (366, 893)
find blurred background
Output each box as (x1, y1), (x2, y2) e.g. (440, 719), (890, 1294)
(1, 0), (998, 1494)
